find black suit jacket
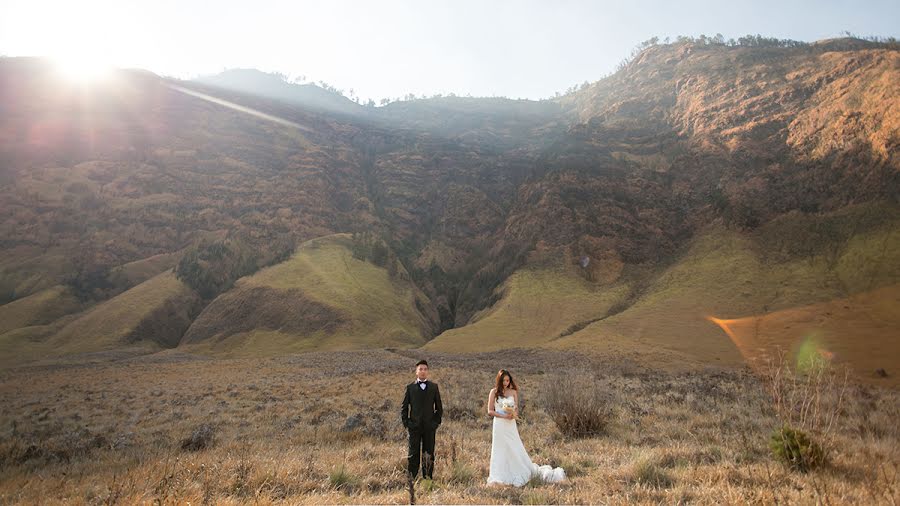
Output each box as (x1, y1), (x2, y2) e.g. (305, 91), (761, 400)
(401, 381), (443, 431)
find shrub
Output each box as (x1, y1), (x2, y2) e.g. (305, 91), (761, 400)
(763, 349), (847, 434)
(180, 424), (216, 451)
(761, 350), (847, 472)
(229, 460), (253, 496)
(420, 478), (437, 493)
(329, 465), (358, 492)
(448, 461), (475, 485)
(68, 264), (115, 301)
(540, 371), (615, 438)
(769, 426), (825, 472)
(628, 454), (673, 488)
(175, 239), (258, 299)
(350, 231), (387, 264)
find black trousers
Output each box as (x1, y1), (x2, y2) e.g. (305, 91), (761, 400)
(407, 427), (436, 479)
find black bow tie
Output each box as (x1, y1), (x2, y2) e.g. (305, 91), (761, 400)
(417, 380), (427, 386)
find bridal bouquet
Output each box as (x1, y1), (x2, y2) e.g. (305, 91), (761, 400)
(496, 397), (515, 414)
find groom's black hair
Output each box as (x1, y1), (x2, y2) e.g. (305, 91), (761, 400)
(416, 359), (428, 367)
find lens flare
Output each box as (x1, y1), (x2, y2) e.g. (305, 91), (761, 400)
(705, 315), (759, 363)
(796, 333), (834, 372)
(706, 314), (835, 372)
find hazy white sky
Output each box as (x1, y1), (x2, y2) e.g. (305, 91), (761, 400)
(1, 0), (897, 101)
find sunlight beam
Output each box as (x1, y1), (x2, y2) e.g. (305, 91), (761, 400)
(166, 84), (313, 132)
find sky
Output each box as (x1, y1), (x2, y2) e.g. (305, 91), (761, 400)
(1, 0), (897, 102)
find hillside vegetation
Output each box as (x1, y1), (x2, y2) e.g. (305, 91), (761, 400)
(0, 271), (201, 367)
(427, 200), (899, 385)
(180, 234), (438, 356)
(0, 38), (897, 374)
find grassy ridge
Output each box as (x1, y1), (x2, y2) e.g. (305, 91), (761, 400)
(0, 270), (199, 367)
(180, 234), (437, 356)
(558, 207), (900, 380)
(107, 251), (183, 293)
(0, 285), (81, 335)
(0, 248), (73, 303)
(1, 204), (895, 375)
(49, 270), (199, 354)
(425, 261), (633, 352)
(428, 203), (900, 382)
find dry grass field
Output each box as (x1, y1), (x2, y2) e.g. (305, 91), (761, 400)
(0, 348), (897, 505)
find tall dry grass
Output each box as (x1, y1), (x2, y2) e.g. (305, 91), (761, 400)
(0, 349), (896, 504)
(761, 349), (850, 472)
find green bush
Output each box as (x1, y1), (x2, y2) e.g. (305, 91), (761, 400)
(175, 239), (258, 298)
(328, 465), (358, 491)
(769, 426), (825, 472)
(350, 231), (392, 269)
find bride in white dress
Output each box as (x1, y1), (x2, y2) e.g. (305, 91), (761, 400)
(486, 369), (566, 486)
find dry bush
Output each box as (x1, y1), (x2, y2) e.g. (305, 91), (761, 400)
(180, 423), (216, 451)
(539, 370), (616, 438)
(763, 352), (848, 434)
(760, 350), (848, 471)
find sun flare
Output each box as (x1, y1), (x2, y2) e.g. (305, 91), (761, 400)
(52, 53), (114, 84)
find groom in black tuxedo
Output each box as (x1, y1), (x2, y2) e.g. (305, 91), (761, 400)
(401, 359), (443, 480)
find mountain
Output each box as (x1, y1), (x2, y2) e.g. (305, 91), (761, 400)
(193, 68), (364, 117)
(1, 38), (897, 380)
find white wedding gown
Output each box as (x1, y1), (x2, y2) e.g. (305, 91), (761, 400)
(487, 394), (566, 486)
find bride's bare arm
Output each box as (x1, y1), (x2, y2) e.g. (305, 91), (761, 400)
(487, 388), (511, 419)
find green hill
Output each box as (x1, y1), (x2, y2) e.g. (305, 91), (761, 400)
(50, 270), (201, 352)
(424, 259), (633, 351)
(0, 271), (201, 366)
(553, 210), (899, 382)
(0, 285), (82, 335)
(179, 234), (438, 356)
(427, 202), (900, 381)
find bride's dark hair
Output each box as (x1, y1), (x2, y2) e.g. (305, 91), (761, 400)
(494, 369), (517, 397)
